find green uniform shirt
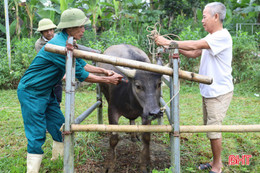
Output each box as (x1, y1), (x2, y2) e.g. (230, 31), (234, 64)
(18, 30), (89, 96)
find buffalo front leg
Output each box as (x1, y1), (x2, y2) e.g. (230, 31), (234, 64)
(130, 120), (140, 142)
(106, 106), (120, 173)
(140, 132), (151, 173)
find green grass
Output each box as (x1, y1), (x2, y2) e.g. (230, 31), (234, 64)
(0, 83), (259, 172)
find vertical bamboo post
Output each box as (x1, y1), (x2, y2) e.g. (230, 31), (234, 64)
(169, 52), (174, 172)
(169, 51), (175, 172)
(92, 61), (103, 124)
(64, 37), (75, 173)
(157, 50), (163, 125)
(173, 48), (180, 173)
(169, 42), (180, 173)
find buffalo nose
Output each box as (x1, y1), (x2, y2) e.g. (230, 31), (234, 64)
(149, 108), (161, 116)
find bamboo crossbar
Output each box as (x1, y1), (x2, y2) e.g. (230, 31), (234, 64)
(69, 124), (260, 133)
(45, 44), (213, 85)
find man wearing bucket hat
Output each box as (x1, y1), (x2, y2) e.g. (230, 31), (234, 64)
(35, 18), (64, 108)
(17, 8), (122, 173)
(35, 18), (102, 106)
(35, 18), (57, 53)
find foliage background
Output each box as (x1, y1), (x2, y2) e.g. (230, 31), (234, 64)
(0, 0), (259, 172)
(0, 0), (259, 91)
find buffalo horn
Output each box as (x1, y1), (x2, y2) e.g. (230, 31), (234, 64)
(115, 66), (136, 78)
(164, 63), (170, 67)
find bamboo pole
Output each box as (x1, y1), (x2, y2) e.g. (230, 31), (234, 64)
(63, 37), (75, 173)
(71, 124), (172, 132)
(70, 124), (260, 133)
(45, 44), (213, 85)
(171, 48), (180, 173)
(180, 125), (260, 133)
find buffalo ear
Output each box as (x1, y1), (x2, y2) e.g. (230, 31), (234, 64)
(115, 66), (136, 79)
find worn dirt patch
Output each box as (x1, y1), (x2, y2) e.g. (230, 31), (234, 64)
(75, 133), (171, 173)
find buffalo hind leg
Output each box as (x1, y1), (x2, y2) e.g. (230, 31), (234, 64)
(106, 106), (120, 173)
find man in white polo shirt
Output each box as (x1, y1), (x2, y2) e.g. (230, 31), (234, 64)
(155, 2), (233, 173)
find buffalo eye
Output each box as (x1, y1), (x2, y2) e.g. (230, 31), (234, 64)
(135, 82), (142, 90)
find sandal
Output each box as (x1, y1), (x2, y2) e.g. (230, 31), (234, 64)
(197, 163), (212, 170)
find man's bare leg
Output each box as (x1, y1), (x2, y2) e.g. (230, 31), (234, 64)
(209, 138), (223, 173)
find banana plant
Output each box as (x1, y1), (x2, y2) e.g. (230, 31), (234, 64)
(22, 0), (38, 38)
(100, 0), (123, 31)
(13, 0), (21, 40)
(59, 0), (75, 13)
(82, 0), (102, 36)
(35, 0), (61, 24)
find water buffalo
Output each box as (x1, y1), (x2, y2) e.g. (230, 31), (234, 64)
(98, 44), (163, 173)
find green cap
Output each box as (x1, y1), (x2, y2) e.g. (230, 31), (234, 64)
(57, 8), (91, 29)
(37, 18), (57, 32)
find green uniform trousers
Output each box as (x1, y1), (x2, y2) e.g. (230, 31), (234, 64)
(17, 89), (64, 154)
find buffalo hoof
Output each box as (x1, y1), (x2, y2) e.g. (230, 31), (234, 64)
(105, 168), (115, 173)
(105, 165), (115, 173)
(131, 135), (140, 142)
(104, 157), (116, 173)
(140, 165), (151, 173)
(130, 133), (140, 142)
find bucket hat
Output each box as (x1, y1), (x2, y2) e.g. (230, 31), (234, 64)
(37, 18), (57, 32)
(57, 8), (90, 29)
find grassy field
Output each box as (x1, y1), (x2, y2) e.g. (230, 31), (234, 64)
(0, 83), (259, 173)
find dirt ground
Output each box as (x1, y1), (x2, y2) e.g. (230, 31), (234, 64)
(75, 133), (171, 173)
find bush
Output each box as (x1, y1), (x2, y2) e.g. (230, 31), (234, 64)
(232, 32), (259, 91)
(80, 29), (140, 52)
(0, 56), (11, 88)
(100, 29), (139, 49)
(178, 26), (206, 72)
(0, 38), (37, 89)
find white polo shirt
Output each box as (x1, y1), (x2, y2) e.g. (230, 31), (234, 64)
(199, 29), (234, 98)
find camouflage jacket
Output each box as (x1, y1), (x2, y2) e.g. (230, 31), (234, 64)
(35, 36), (48, 53)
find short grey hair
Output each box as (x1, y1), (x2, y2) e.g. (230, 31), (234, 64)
(205, 2), (226, 23)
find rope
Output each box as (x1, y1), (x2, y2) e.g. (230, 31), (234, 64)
(146, 23), (181, 55)
(160, 81), (180, 112)
(146, 22), (160, 55)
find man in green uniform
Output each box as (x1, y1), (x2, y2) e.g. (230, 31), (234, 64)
(17, 8), (122, 173)
(35, 18), (64, 107)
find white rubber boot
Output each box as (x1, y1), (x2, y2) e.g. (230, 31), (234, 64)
(27, 153), (43, 173)
(51, 140), (64, 160)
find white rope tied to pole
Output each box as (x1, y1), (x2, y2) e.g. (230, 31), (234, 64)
(160, 81), (180, 113)
(146, 22), (181, 55)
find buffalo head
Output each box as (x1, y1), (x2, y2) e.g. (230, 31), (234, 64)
(116, 66), (163, 120)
